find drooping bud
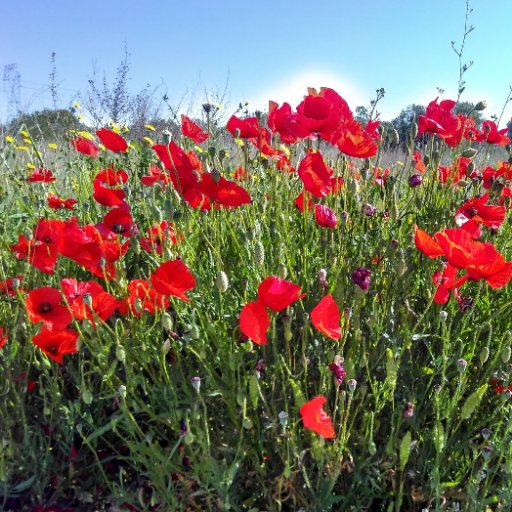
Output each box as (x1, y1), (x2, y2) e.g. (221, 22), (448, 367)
(254, 241), (265, 266)
(461, 148), (477, 158)
(475, 101), (487, 111)
(347, 379), (357, 393)
(501, 345), (511, 364)
(479, 347), (490, 365)
(391, 128), (400, 145)
(278, 411), (289, 427)
(215, 271), (229, 292)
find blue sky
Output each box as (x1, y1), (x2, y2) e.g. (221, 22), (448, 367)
(1, 0), (511, 124)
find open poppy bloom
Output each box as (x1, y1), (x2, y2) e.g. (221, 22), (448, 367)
(150, 259), (196, 301)
(432, 264), (469, 304)
(27, 168), (56, 183)
(139, 221), (181, 255)
(239, 301), (270, 345)
(314, 204), (337, 228)
(32, 328), (79, 363)
(71, 136), (99, 157)
(26, 286), (73, 330)
(181, 115), (209, 143)
(118, 279), (169, 316)
(300, 396), (335, 438)
(96, 128), (128, 153)
(310, 294), (341, 340)
(297, 150), (333, 198)
(257, 276), (306, 312)
(226, 115), (262, 139)
(455, 193), (506, 238)
(48, 194), (77, 210)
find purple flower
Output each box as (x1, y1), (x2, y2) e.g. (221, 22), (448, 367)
(352, 267), (371, 291)
(328, 361), (346, 385)
(362, 203), (376, 216)
(408, 173), (423, 187)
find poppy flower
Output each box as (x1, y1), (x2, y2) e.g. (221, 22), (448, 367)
(27, 168), (56, 183)
(297, 150), (333, 198)
(226, 115), (261, 139)
(412, 151), (427, 173)
(414, 228), (444, 258)
(300, 396), (335, 438)
(181, 115), (209, 143)
(418, 99), (460, 143)
(0, 327), (7, 350)
(314, 204), (337, 228)
(48, 194), (77, 210)
(432, 264), (469, 304)
(352, 267), (371, 291)
(118, 279), (169, 316)
(101, 204), (135, 237)
(96, 128), (128, 153)
(141, 164), (171, 188)
(150, 260), (196, 301)
(239, 301), (270, 345)
(93, 179), (126, 207)
(95, 168), (129, 185)
(267, 101), (309, 144)
(71, 136), (99, 157)
(257, 276), (306, 312)
(310, 294), (341, 340)
(26, 286), (73, 330)
(333, 119), (379, 158)
(328, 356), (346, 385)
(139, 221), (181, 255)
(32, 328), (79, 363)
(197, 173), (251, 208)
(481, 121), (510, 146)
(455, 193), (506, 237)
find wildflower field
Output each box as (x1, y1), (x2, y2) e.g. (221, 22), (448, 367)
(1, 87), (512, 511)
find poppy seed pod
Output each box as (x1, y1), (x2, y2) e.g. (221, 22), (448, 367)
(162, 130), (172, 145)
(254, 241), (265, 266)
(215, 271), (229, 292)
(408, 174), (423, 188)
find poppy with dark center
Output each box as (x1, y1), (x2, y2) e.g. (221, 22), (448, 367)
(26, 286), (72, 329)
(455, 193), (506, 238)
(96, 128), (128, 153)
(300, 396), (335, 438)
(101, 204), (135, 237)
(140, 221), (182, 255)
(32, 328), (79, 363)
(267, 101), (309, 143)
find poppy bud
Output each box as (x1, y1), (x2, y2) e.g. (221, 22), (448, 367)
(162, 313), (173, 332)
(439, 310), (448, 322)
(461, 148), (477, 158)
(362, 204), (376, 217)
(162, 130), (172, 145)
(391, 128), (400, 145)
(403, 402), (414, 419)
(218, 149), (227, 161)
(82, 293), (93, 307)
(456, 358), (468, 373)
(475, 101), (487, 111)
(118, 385), (127, 399)
(278, 263), (288, 280)
(412, 122), (418, 139)
(479, 347), (490, 364)
(81, 389), (93, 405)
(352, 267), (371, 291)
(318, 268), (328, 288)
(191, 376), (201, 393)
(398, 258), (407, 277)
(278, 411), (289, 427)
(133, 297), (143, 314)
(501, 345), (511, 364)
(215, 271), (229, 292)
(466, 161), (475, 176)
(162, 338), (171, 355)
(115, 345), (126, 363)
(408, 174), (423, 188)
(368, 441), (377, 455)
(347, 379), (357, 392)
(254, 241), (265, 266)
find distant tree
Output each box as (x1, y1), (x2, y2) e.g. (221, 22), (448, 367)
(453, 101), (483, 128)
(391, 104), (425, 149)
(354, 106), (370, 125)
(7, 108), (85, 141)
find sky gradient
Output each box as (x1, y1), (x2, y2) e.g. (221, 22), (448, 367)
(1, 0), (511, 124)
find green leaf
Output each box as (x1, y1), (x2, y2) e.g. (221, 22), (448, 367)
(248, 374), (259, 409)
(460, 384), (488, 420)
(433, 422), (445, 454)
(399, 431), (412, 471)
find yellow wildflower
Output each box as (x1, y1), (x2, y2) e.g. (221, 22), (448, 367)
(74, 101), (81, 109)
(194, 145), (204, 153)
(143, 136), (155, 145)
(144, 124), (156, 131)
(396, 161), (405, 166)
(26, 162), (36, 169)
(20, 130), (30, 138)
(23, 138), (32, 145)
(15, 145), (29, 152)
(77, 130), (94, 140)
(48, 143), (58, 150)
(5, 136), (14, 143)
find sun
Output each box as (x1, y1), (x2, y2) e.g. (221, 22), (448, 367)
(250, 69), (367, 113)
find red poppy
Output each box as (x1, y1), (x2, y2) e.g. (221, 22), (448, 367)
(295, 87), (352, 140)
(481, 121), (510, 146)
(414, 228), (444, 258)
(96, 128), (128, 153)
(412, 151), (427, 173)
(297, 150), (333, 198)
(140, 221), (181, 255)
(257, 276), (306, 312)
(95, 168), (129, 185)
(333, 119), (379, 158)
(71, 136), (99, 157)
(32, 328), (79, 364)
(226, 115), (261, 139)
(300, 396), (335, 438)
(239, 301), (270, 345)
(268, 101), (309, 143)
(150, 260), (196, 301)
(294, 191), (313, 212)
(198, 173), (252, 208)
(27, 168), (56, 183)
(455, 193), (506, 238)
(93, 179), (126, 207)
(48, 194), (77, 210)
(310, 294), (341, 340)
(118, 279), (169, 316)
(101, 204), (135, 237)
(181, 115), (209, 143)
(141, 164), (171, 188)
(0, 327), (7, 350)
(418, 99), (459, 140)
(26, 286), (73, 329)
(314, 204), (337, 228)
(432, 264), (469, 304)
(234, 166), (249, 180)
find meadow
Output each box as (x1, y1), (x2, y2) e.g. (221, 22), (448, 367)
(1, 88), (512, 511)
